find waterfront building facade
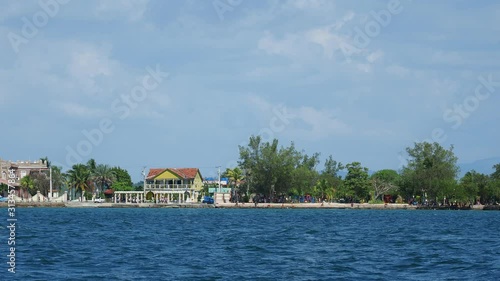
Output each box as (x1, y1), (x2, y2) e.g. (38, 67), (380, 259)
(113, 168), (204, 203)
(0, 158), (50, 198)
(0, 158), (48, 187)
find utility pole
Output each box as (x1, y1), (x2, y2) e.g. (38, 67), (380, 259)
(141, 166), (147, 191)
(216, 166), (221, 193)
(49, 166), (53, 201)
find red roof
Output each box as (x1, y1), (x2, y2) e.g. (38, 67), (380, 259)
(104, 189), (114, 195)
(146, 168), (166, 179)
(146, 168), (202, 180)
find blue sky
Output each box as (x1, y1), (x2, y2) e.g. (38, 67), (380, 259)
(1, 0), (499, 181)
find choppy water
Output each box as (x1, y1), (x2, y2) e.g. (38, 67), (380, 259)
(2, 208), (499, 280)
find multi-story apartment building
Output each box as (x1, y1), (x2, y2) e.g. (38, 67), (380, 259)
(0, 158), (48, 187)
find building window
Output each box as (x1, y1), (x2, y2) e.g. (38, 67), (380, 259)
(1, 172), (5, 179)
(20, 170), (27, 178)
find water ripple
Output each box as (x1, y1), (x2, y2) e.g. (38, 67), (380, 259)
(4, 208), (499, 280)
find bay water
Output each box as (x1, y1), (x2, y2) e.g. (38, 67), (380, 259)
(2, 208), (499, 280)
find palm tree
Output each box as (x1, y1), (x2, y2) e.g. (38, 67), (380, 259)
(87, 159), (96, 172)
(40, 156), (51, 167)
(315, 178), (329, 202)
(20, 175), (35, 198)
(225, 167), (244, 203)
(50, 166), (65, 193)
(86, 159), (97, 196)
(92, 164), (116, 195)
(226, 167), (244, 187)
(67, 164), (91, 201)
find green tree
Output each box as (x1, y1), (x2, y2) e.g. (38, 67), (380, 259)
(112, 182), (135, 191)
(40, 156), (51, 167)
(323, 155), (344, 178)
(38, 157), (65, 196)
(238, 135), (321, 201)
(459, 170), (488, 204)
(223, 167), (245, 203)
(50, 166), (65, 194)
(223, 167), (244, 187)
(20, 175), (35, 196)
(343, 162), (370, 202)
(238, 136), (284, 197)
(67, 164), (91, 201)
(400, 142), (459, 203)
(290, 153), (320, 198)
(488, 164), (500, 204)
(111, 167), (133, 186)
(93, 164), (116, 194)
(0, 183), (8, 197)
(110, 166), (133, 190)
(319, 155), (344, 201)
(370, 169), (400, 201)
(133, 181), (144, 191)
(87, 159), (97, 172)
(32, 172), (50, 196)
(491, 164), (500, 180)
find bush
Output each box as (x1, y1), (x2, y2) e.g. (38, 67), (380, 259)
(85, 192), (93, 200)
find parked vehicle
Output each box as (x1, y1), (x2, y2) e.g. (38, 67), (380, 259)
(94, 197), (105, 203)
(202, 196), (214, 204)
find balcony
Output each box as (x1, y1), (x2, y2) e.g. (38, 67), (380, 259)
(144, 184), (195, 190)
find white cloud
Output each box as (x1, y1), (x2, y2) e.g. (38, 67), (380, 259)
(0, 36), (172, 122)
(366, 50), (384, 63)
(293, 106), (351, 139)
(258, 26), (361, 63)
(2, 0), (500, 177)
(257, 31), (301, 57)
(68, 43), (118, 96)
(257, 16), (384, 70)
(54, 102), (107, 118)
(130, 91), (171, 120)
(306, 25), (353, 59)
(247, 95), (274, 112)
(247, 95), (351, 140)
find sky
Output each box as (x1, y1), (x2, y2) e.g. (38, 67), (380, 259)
(1, 0), (499, 182)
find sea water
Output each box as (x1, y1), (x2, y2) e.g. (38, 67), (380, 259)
(2, 208), (499, 280)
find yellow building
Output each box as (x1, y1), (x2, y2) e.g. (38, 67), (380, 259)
(145, 168), (203, 190)
(113, 168), (204, 203)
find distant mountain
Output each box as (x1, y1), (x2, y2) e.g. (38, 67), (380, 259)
(458, 157), (500, 177)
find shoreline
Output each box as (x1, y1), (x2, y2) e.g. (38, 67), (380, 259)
(0, 202), (497, 210)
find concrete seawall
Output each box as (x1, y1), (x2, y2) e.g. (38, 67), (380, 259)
(216, 202), (419, 210)
(0, 202), (495, 210)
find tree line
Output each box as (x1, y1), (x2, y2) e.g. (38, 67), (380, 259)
(231, 135), (500, 205)
(1, 158), (137, 201)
